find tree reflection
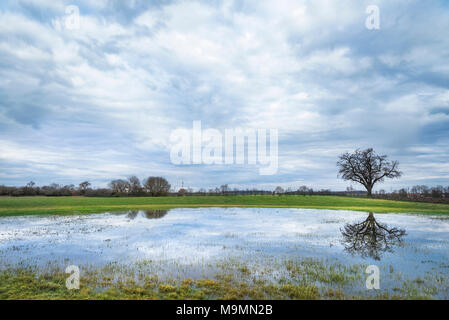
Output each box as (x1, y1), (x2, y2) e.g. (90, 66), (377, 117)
(126, 210), (139, 219)
(340, 212), (406, 260)
(126, 210), (168, 220)
(143, 210), (168, 219)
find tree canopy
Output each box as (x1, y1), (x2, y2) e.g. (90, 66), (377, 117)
(337, 148), (402, 196)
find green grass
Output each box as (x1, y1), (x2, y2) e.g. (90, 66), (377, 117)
(1, 258), (445, 300)
(0, 195), (449, 216)
(0, 269), (324, 300)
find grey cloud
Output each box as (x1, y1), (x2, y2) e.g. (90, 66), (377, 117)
(0, 0), (448, 190)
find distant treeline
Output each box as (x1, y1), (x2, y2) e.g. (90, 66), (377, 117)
(0, 180), (356, 197)
(371, 185), (449, 204)
(1, 180), (449, 204)
(0, 180), (363, 197)
(0, 176), (171, 197)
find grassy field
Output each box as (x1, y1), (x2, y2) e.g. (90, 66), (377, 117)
(1, 195), (449, 216)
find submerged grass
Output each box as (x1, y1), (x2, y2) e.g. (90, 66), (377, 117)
(1, 195), (449, 216)
(1, 258), (446, 300)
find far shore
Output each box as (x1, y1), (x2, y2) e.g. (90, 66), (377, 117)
(1, 195), (449, 216)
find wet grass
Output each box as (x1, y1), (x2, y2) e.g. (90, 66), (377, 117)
(1, 195), (449, 216)
(1, 258), (446, 300)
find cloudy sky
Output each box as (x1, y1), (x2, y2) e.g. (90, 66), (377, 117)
(1, 0), (449, 191)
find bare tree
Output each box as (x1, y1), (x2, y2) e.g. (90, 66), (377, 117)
(297, 185), (308, 196)
(78, 181), (91, 194)
(274, 186), (284, 195)
(337, 148), (401, 196)
(144, 177), (171, 196)
(220, 184), (229, 194)
(26, 181), (36, 188)
(109, 179), (130, 194)
(127, 176), (142, 195)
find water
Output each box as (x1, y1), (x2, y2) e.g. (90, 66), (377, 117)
(0, 208), (448, 297)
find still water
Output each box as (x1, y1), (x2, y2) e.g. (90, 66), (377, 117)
(0, 208), (448, 297)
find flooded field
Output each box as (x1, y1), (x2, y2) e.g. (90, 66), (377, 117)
(0, 208), (448, 299)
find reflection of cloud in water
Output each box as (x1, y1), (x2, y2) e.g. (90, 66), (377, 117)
(0, 208), (447, 282)
(277, 222), (321, 234)
(135, 242), (225, 261)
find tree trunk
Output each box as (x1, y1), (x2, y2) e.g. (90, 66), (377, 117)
(366, 186), (373, 197)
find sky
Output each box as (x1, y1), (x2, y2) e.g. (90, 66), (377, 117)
(0, 0), (449, 192)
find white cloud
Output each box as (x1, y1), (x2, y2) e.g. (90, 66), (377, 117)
(0, 0), (448, 189)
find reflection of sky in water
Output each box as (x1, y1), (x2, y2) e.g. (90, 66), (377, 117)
(0, 208), (448, 289)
